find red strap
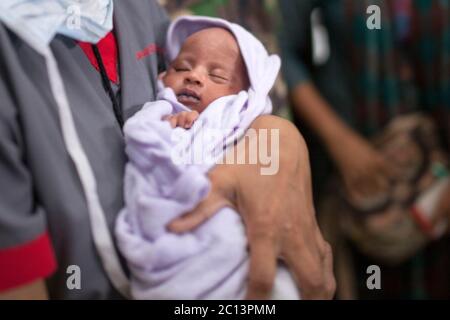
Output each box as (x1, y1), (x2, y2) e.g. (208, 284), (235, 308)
(0, 232), (57, 292)
(78, 31), (119, 84)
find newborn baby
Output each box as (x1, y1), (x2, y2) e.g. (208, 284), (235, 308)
(115, 16), (299, 300)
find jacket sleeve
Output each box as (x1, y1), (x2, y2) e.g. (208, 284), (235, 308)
(0, 25), (57, 292)
(150, 0), (171, 73)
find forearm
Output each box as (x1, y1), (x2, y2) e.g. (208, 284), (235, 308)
(290, 82), (356, 153)
(249, 114), (315, 209)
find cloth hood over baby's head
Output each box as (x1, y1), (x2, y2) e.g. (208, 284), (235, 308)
(165, 15), (281, 114)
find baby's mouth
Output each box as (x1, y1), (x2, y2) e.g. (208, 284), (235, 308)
(177, 88), (201, 105)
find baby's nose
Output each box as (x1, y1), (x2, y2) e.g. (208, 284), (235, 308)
(184, 70), (204, 86)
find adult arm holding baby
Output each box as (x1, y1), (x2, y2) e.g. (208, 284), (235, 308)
(0, 3), (334, 299)
(157, 21), (335, 300)
(168, 115), (336, 299)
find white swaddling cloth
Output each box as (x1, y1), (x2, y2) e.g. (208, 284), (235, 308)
(115, 15), (300, 299)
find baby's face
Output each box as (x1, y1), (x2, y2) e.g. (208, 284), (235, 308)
(163, 27), (249, 113)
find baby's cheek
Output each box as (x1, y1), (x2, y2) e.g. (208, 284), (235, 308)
(162, 73), (178, 89)
(204, 89), (223, 103)
(224, 84), (243, 96)
(161, 74), (170, 87)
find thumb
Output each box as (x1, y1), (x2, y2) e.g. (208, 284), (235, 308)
(167, 188), (234, 233)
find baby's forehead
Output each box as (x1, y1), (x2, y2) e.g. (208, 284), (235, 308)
(172, 26), (249, 85)
(181, 27), (241, 55)
(189, 27), (236, 40)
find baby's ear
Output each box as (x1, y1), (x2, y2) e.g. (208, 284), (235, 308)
(158, 71), (167, 81)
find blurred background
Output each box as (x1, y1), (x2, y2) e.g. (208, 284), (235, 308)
(159, 0), (450, 300)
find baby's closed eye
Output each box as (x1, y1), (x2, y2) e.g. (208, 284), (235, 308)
(209, 69), (229, 82)
(171, 60), (192, 72)
(174, 67), (190, 72)
(210, 73), (228, 80)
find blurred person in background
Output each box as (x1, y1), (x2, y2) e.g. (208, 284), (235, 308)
(278, 0), (449, 299)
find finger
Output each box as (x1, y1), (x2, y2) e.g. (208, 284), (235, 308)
(352, 173), (373, 198)
(357, 173), (382, 197)
(360, 159), (389, 196)
(175, 113), (186, 128)
(342, 172), (356, 194)
(184, 116), (195, 129)
(168, 166), (237, 233)
(284, 238), (334, 299)
(283, 241), (316, 299)
(369, 170), (390, 196)
(166, 116), (177, 128)
(162, 114), (173, 122)
(185, 111), (199, 128)
(321, 242), (336, 299)
(188, 111), (199, 122)
(374, 170), (390, 193)
(344, 173), (368, 198)
(246, 239), (278, 300)
(373, 153), (395, 181)
(167, 191), (233, 233)
(180, 112), (193, 128)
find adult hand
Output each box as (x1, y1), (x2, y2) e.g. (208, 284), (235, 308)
(289, 82), (393, 201)
(327, 130), (394, 199)
(168, 115), (336, 299)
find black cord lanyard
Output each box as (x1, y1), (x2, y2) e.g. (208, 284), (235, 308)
(91, 44), (124, 129)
